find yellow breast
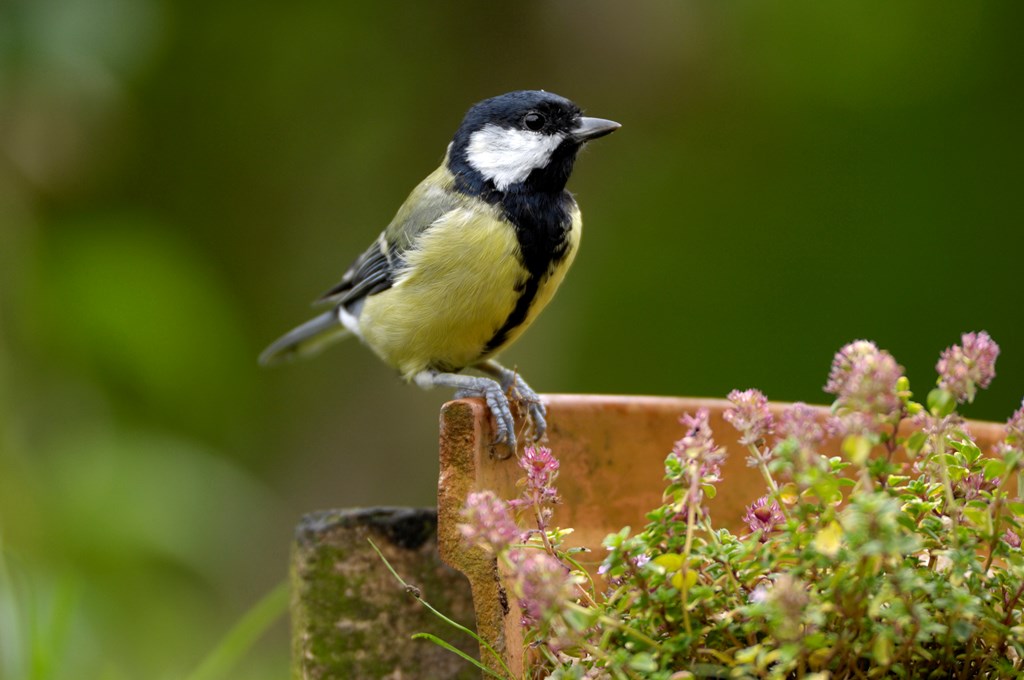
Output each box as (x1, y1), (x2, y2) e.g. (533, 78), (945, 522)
(358, 203), (581, 379)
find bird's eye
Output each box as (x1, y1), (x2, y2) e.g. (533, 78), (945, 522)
(523, 112), (545, 131)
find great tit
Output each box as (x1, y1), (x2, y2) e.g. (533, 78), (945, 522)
(260, 90), (619, 450)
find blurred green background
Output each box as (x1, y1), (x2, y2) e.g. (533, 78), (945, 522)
(1, 1), (1022, 677)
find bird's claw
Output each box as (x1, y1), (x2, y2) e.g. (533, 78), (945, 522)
(506, 376), (547, 443)
(454, 379), (518, 452)
(450, 365), (547, 454)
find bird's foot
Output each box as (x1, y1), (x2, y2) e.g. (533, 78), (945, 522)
(417, 364), (549, 454)
(451, 377), (518, 451)
(476, 361), (547, 443)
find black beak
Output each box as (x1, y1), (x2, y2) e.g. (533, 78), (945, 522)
(571, 116), (621, 142)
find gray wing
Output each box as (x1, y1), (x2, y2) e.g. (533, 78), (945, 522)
(261, 164), (464, 366)
(318, 165), (463, 308)
(317, 234), (398, 305)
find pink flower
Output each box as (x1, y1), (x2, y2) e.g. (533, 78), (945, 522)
(724, 389), (775, 446)
(510, 446), (561, 513)
(828, 410), (881, 439)
(459, 491), (521, 552)
(666, 409), (726, 519)
(1003, 529), (1021, 549)
(749, 583), (770, 604)
(519, 445), (560, 492)
(671, 409), (724, 476)
(955, 472), (996, 501)
(743, 495), (785, 541)
(776, 402), (825, 450)
(508, 548), (573, 626)
(937, 331), (1000, 404)
(824, 340), (904, 421)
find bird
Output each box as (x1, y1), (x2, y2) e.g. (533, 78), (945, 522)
(260, 90), (619, 451)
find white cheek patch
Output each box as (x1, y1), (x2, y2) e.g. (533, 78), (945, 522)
(466, 124), (565, 190)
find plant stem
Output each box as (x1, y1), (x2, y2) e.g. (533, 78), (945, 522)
(595, 613), (663, 650)
(680, 460), (700, 637)
(983, 494), (1004, 573)
(369, 539), (516, 679)
(749, 444), (792, 522)
(933, 431), (962, 550)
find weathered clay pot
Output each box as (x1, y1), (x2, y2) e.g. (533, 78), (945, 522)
(436, 394), (1008, 678)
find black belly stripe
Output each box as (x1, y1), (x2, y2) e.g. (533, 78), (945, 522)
(478, 190), (575, 358)
(482, 277), (540, 355)
(449, 142), (581, 363)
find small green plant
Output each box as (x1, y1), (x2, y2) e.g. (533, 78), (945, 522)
(452, 331), (1024, 678)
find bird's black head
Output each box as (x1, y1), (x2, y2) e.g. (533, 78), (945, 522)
(448, 90), (619, 198)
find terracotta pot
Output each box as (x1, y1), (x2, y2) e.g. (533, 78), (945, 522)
(436, 394), (1008, 678)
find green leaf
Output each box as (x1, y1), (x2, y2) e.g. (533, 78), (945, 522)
(628, 652), (659, 672)
(906, 431), (928, 453)
(961, 441), (983, 464)
(602, 526), (632, 549)
(813, 521), (844, 557)
(963, 506), (993, 534)
(927, 388), (956, 418)
(842, 435), (873, 465)
(896, 514), (918, 531)
(984, 458), (1007, 481)
(653, 553), (684, 571)
(561, 605), (593, 632)
(946, 464), (968, 482)
(813, 481), (845, 505)
(872, 631), (894, 666)
(671, 569), (698, 591)
(829, 457), (852, 472)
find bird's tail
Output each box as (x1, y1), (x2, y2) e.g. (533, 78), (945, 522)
(258, 311), (352, 366)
